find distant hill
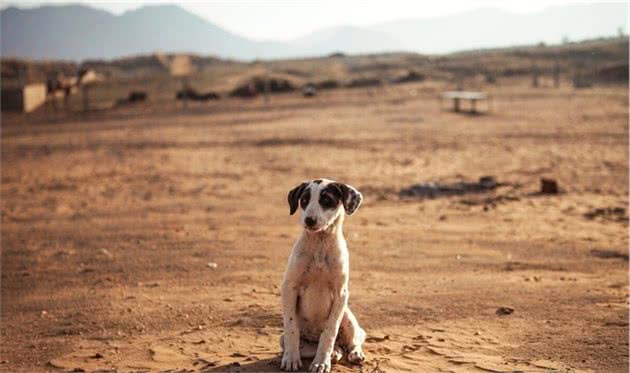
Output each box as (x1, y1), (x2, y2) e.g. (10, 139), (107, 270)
(1, 3), (627, 61)
(373, 4), (628, 53)
(290, 25), (403, 56)
(0, 5), (289, 61)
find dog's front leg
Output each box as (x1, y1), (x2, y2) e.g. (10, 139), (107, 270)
(310, 288), (348, 373)
(281, 282), (301, 371)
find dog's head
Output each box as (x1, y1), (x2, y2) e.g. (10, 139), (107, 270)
(288, 179), (362, 232)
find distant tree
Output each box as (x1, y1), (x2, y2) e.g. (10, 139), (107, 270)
(562, 35), (570, 44)
(618, 26), (627, 38)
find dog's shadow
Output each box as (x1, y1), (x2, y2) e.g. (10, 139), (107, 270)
(203, 357), (283, 372)
(204, 357), (359, 372)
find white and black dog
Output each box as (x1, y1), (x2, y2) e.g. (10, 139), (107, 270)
(280, 178), (366, 373)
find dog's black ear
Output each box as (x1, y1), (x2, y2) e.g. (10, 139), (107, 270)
(334, 183), (363, 215)
(288, 182), (309, 215)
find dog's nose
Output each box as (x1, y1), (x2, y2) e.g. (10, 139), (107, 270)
(305, 217), (316, 227)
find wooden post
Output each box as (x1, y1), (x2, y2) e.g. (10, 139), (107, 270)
(264, 69), (270, 105)
(531, 63), (539, 88)
(169, 55), (193, 109)
(553, 59), (560, 88)
(82, 84), (89, 111)
(453, 98), (460, 112)
(181, 76), (188, 109)
(63, 86), (70, 110)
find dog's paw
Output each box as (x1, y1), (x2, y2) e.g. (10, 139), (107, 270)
(281, 349), (302, 371)
(331, 347), (343, 363)
(347, 347), (365, 365)
(310, 356), (331, 373)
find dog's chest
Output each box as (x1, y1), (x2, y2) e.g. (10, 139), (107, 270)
(294, 249), (343, 289)
(311, 250), (332, 270)
(295, 252), (342, 339)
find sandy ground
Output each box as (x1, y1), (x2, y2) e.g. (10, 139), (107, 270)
(1, 81), (628, 373)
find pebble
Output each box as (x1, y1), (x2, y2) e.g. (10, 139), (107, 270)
(496, 307), (514, 316)
(100, 248), (113, 259)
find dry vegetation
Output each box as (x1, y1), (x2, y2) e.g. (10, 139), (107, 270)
(1, 38), (628, 373)
(2, 37), (627, 106)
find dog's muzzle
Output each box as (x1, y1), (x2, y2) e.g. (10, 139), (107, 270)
(304, 217), (317, 229)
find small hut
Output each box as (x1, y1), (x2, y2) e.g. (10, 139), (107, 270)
(1, 83), (47, 113)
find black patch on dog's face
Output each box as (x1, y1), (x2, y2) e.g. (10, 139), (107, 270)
(313, 179), (323, 184)
(288, 182), (309, 215)
(319, 184), (342, 210)
(299, 188), (311, 210)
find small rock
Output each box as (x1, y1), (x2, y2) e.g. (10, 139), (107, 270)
(47, 360), (63, 369)
(365, 335), (390, 342)
(496, 307), (514, 316)
(540, 178), (559, 194)
(100, 248), (113, 259)
(90, 353), (103, 359)
(479, 176), (497, 188)
(207, 262), (218, 269)
(72, 368), (86, 372)
(139, 282), (159, 288)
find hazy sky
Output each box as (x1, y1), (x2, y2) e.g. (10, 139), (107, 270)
(2, 0), (625, 41)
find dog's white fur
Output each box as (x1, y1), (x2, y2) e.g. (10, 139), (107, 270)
(280, 179), (366, 373)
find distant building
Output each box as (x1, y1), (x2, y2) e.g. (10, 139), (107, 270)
(1, 83), (47, 113)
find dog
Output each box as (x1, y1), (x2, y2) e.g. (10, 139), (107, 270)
(280, 179), (366, 373)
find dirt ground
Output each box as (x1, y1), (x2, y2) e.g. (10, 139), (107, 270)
(1, 80), (628, 373)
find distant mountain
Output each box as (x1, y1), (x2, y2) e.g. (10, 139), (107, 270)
(0, 4), (290, 60)
(291, 25), (403, 56)
(373, 4), (628, 53)
(1, 3), (627, 61)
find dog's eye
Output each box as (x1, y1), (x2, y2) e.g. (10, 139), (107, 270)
(300, 195), (310, 208)
(320, 195), (336, 208)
